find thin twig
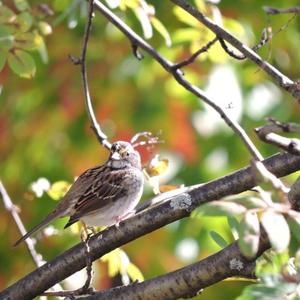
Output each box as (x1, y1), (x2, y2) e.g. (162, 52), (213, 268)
(263, 6), (300, 15)
(130, 131), (162, 148)
(92, 0), (263, 161)
(43, 237), (94, 298)
(92, 0), (290, 194)
(253, 14), (297, 53)
(169, 0), (299, 100)
(76, 0), (111, 149)
(255, 119), (300, 155)
(0, 180), (64, 298)
(0, 180), (44, 267)
(251, 160), (289, 193)
(218, 38), (246, 60)
(252, 27), (270, 52)
(171, 37), (218, 69)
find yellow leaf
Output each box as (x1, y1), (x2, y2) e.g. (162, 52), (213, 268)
(207, 42), (229, 64)
(159, 185), (181, 193)
(146, 156), (169, 177)
(47, 181), (70, 200)
(195, 0), (207, 13)
(121, 0), (139, 9)
(223, 19), (247, 42)
(69, 222), (81, 234)
(126, 262), (144, 282)
(101, 248), (122, 277)
(151, 17), (171, 47)
(173, 6), (199, 27)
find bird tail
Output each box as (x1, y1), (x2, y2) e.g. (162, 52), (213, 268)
(13, 211), (61, 247)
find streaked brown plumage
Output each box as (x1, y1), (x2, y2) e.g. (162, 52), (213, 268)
(14, 141), (144, 246)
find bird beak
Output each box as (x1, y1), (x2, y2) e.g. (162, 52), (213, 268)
(111, 152), (121, 160)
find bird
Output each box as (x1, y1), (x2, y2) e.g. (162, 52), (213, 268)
(14, 141), (144, 246)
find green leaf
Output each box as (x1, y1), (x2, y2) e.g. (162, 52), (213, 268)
(172, 28), (200, 44)
(7, 49), (36, 78)
(238, 212), (260, 258)
(13, 0), (30, 11)
(209, 230), (228, 248)
(36, 36), (48, 63)
(0, 26), (14, 51)
(0, 5), (15, 23)
(53, 0), (72, 12)
(193, 201), (246, 217)
(261, 211), (290, 253)
(0, 49), (7, 71)
(287, 213), (300, 243)
(236, 280), (297, 300)
(38, 21), (52, 36)
(227, 216), (240, 239)
(14, 32), (42, 50)
(47, 181), (70, 201)
(15, 11), (33, 32)
(256, 251), (289, 277)
(151, 17), (171, 47)
(228, 196), (268, 209)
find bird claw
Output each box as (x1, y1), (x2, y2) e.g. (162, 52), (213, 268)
(114, 211), (136, 229)
(81, 223), (96, 242)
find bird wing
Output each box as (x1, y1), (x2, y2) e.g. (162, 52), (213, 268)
(56, 164), (107, 213)
(64, 166), (128, 227)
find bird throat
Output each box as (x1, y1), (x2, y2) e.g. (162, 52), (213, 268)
(107, 159), (128, 169)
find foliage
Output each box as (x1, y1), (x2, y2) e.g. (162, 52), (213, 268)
(0, 0), (52, 77)
(1, 0), (300, 299)
(236, 251), (300, 300)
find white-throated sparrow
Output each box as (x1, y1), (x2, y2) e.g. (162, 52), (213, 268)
(14, 141), (144, 246)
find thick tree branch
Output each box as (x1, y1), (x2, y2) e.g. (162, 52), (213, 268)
(79, 240), (266, 300)
(2, 152), (300, 300)
(288, 177), (300, 211)
(170, 0), (300, 100)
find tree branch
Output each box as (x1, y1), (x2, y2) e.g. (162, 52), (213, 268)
(0, 180), (63, 299)
(71, 0), (111, 149)
(171, 37), (218, 69)
(92, 0), (287, 200)
(255, 119), (300, 155)
(263, 6), (300, 15)
(2, 152), (300, 300)
(169, 0), (300, 100)
(79, 240), (266, 300)
(92, 0), (265, 164)
(288, 177), (300, 211)
(0, 181), (45, 268)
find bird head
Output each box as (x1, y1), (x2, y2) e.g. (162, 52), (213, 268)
(109, 141), (141, 169)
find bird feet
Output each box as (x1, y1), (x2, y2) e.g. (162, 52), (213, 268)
(81, 222), (96, 242)
(114, 210), (136, 228)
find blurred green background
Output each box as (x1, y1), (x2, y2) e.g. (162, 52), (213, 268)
(1, 0), (300, 298)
